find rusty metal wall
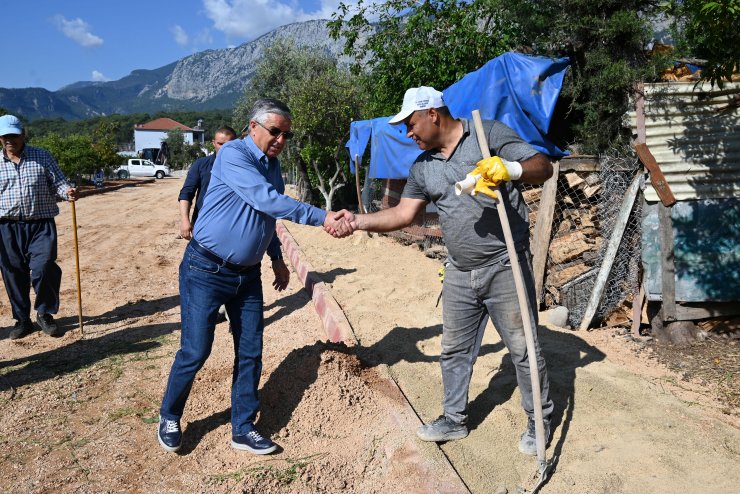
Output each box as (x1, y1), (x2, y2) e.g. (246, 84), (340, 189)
(627, 81), (740, 202)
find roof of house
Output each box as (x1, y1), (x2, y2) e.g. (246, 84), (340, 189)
(135, 117), (202, 132)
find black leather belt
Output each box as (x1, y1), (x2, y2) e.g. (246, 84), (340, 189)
(189, 240), (256, 272)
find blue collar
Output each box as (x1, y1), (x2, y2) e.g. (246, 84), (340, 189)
(244, 135), (271, 166)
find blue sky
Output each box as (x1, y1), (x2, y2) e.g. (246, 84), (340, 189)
(5, 0), (356, 91)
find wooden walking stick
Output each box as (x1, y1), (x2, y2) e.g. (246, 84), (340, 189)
(470, 110), (555, 492)
(71, 201), (84, 337)
(354, 154), (366, 214)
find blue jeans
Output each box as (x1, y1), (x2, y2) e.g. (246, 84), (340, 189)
(0, 219), (62, 321)
(160, 243), (264, 436)
(440, 252), (553, 424)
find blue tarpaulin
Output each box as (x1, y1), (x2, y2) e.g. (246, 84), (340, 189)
(347, 52), (570, 179)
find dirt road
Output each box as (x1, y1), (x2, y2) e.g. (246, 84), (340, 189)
(1, 178), (738, 493)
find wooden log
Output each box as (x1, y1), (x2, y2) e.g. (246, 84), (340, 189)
(565, 172), (585, 189)
(549, 230), (595, 264)
(522, 187), (543, 203)
(582, 183), (602, 198)
(546, 261), (592, 287)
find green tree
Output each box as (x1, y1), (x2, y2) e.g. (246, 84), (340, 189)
(29, 133), (98, 179)
(663, 0), (739, 87)
(329, 0), (514, 117)
(91, 121), (122, 172)
(488, 0), (669, 153)
(291, 63), (366, 210)
(162, 128), (203, 169)
(234, 39), (366, 209)
(330, 1), (674, 154)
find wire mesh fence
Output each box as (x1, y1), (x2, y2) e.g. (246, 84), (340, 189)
(361, 151), (643, 329)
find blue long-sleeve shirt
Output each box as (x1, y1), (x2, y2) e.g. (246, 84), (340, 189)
(192, 136), (327, 266)
(178, 153), (216, 225)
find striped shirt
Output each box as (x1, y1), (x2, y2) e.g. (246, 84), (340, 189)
(0, 145), (72, 220)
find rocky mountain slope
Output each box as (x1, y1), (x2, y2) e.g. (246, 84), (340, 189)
(0, 20), (345, 121)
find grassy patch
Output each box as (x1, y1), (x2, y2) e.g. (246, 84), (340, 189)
(249, 454), (325, 484)
(0, 362), (31, 376)
(207, 454), (325, 487)
(108, 406), (151, 423)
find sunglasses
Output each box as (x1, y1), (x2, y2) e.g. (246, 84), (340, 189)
(255, 121), (294, 140)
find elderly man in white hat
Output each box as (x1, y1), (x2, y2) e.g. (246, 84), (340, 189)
(0, 114), (77, 339)
(332, 86), (555, 456)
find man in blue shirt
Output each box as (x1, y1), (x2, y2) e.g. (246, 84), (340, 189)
(158, 99), (350, 455)
(0, 114), (78, 339)
(177, 125), (237, 240)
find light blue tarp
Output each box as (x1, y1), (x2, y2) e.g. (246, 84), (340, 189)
(347, 52), (570, 179)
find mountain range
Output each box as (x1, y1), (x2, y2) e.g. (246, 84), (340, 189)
(0, 20), (346, 121)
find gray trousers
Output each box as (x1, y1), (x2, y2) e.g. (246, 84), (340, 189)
(440, 253), (553, 424)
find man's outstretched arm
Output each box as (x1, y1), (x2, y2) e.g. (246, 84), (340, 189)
(332, 197), (427, 236)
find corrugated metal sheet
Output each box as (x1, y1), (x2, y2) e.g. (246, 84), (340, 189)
(627, 81), (740, 202)
(641, 198), (740, 302)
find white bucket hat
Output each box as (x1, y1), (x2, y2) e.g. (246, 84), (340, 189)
(388, 86), (445, 124)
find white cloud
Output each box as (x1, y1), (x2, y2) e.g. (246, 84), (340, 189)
(53, 15), (103, 47)
(193, 29), (214, 47)
(201, 0), (356, 40)
(91, 70), (110, 82)
(171, 25), (189, 46)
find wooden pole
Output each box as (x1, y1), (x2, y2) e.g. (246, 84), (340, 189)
(71, 201), (84, 337)
(531, 161), (560, 306)
(354, 154), (366, 214)
(471, 110), (547, 466)
(578, 172), (642, 330)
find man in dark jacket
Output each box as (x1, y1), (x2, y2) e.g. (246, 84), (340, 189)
(178, 126), (237, 239)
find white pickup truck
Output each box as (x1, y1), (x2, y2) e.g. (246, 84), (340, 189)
(114, 159), (170, 179)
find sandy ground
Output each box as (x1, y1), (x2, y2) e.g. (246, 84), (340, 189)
(1, 177), (738, 493)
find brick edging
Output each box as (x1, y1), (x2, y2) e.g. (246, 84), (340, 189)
(276, 221), (470, 493)
(276, 222), (358, 345)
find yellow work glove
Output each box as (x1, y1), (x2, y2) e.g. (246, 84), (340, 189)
(475, 156), (523, 183)
(455, 156), (522, 200)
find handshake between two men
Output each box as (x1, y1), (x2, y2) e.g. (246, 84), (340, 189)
(322, 210), (359, 238)
(318, 154), (525, 240)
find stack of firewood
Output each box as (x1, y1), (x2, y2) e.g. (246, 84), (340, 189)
(536, 171), (604, 308)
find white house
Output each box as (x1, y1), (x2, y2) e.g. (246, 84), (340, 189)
(133, 117), (205, 153)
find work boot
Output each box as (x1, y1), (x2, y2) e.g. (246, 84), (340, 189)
(519, 417), (551, 456)
(417, 415), (468, 442)
(36, 313), (60, 337)
(9, 319), (34, 340)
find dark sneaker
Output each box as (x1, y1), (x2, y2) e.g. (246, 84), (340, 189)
(518, 417), (551, 456)
(231, 429), (277, 455)
(36, 313), (60, 337)
(9, 319), (34, 340)
(417, 415), (468, 442)
(158, 417), (182, 452)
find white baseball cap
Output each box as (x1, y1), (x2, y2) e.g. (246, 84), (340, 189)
(0, 115), (23, 136)
(388, 86), (445, 124)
